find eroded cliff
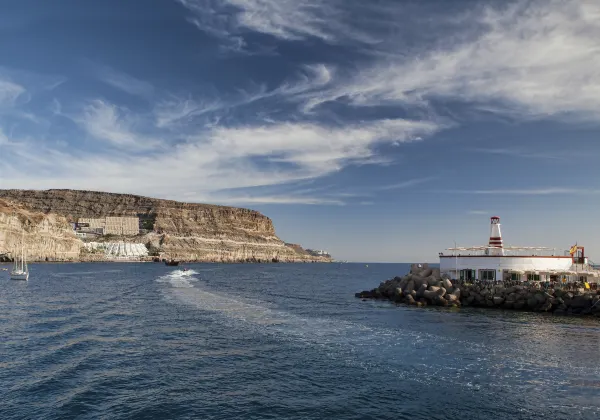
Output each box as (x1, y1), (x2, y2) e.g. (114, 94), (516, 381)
(0, 189), (330, 263)
(0, 199), (81, 261)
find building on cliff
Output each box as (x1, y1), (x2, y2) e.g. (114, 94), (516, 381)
(439, 216), (599, 284)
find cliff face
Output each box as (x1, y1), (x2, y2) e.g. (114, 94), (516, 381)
(0, 199), (81, 261)
(0, 189), (330, 263)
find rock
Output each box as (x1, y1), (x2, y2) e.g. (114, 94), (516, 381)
(527, 296), (538, 308)
(419, 268), (433, 278)
(443, 279), (453, 290)
(405, 280), (415, 294)
(514, 301), (525, 309)
(423, 290), (438, 300)
(502, 301), (513, 309)
(446, 294), (459, 303)
(413, 276), (427, 290)
(416, 284), (427, 298)
(493, 296), (505, 305)
(451, 288), (461, 299)
(428, 286), (441, 293)
(570, 295), (592, 309)
(466, 295), (475, 304)
(540, 301), (553, 312)
(430, 268), (441, 279)
(436, 287), (447, 297)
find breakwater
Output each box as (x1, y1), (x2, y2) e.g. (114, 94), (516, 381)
(356, 264), (600, 317)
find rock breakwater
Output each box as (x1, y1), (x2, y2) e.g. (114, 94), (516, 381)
(356, 264), (600, 317)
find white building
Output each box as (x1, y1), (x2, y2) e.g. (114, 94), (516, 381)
(439, 216), (598, 283)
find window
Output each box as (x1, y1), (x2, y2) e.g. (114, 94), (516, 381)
(481, 270), (495, 281)
(460, 270), (476, 281)
(527, 274), (540, 281)
(510, 273), (520, 281)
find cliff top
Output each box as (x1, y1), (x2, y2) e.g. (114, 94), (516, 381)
(0, 189), (249, 212)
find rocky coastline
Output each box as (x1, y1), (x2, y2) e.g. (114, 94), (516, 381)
(356, 263), (600, 317)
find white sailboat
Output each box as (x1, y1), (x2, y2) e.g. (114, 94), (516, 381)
(10, 230), (29, 281)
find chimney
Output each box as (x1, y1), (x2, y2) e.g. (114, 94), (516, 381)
(488, 216), (504, 256)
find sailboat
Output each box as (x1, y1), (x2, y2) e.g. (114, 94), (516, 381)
(10, 230), (29, 281)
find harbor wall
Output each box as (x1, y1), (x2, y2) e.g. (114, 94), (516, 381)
(356, 264), (600, 317)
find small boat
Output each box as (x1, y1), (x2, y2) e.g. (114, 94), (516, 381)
(10, 230), (29, 281)
(165, 259), (179, 266)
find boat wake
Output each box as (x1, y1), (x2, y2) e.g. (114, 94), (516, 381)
(155, 270), (600, 413)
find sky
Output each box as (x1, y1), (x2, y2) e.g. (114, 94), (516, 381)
(1, 0), (600, 262)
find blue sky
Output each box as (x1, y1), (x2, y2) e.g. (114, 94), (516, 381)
(1, 0), (600, 262)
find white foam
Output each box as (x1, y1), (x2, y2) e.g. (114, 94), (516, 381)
(155, 269), (199, 288)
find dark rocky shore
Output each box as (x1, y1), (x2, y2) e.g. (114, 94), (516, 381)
(356, 264), (600, 317)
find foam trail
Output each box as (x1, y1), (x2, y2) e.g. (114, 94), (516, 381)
(156, 273), (600, 405)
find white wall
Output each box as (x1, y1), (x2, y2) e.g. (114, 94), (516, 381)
(440, 256), (573, 280)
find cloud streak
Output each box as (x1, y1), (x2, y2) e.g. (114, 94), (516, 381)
(310, 0), (600, 121)
(1, 114), (440, 205)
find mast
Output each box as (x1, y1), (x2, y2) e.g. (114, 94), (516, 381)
(21, 229), (24, 272)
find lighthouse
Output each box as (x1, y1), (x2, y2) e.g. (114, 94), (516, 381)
(488, 216), (504, 256)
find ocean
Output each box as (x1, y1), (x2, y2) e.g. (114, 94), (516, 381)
(1, 262), (599, 419)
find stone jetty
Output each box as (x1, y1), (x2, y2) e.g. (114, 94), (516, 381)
(355, 263), (600, 317)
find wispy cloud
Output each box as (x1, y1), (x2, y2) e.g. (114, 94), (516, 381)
(75, 100), (160, 150)
(445, 188), (600, 196)
(178, 0), (381, 47)
(468, 210), (489, 215)
(0, 79), (25, 107)
(378, 176), (436, 190)
(93, 64), (154, 98)
(467, 148), (586, 160)
(1, 117), (440, 204)
(310, 0), (600, 121)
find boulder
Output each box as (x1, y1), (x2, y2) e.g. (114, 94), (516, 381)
(451, 288), (461, 299)
(493, 296), (505, 305)
(514, 301), (525, 309)
(423, 290), (438, 300)
(570, 295), (592, 309)
(416, 284), (427, 298)
(443, 279), (453, 290)
(405, 280), (415, 294)
(431, 268), (441, 280)
(419, 268), (433, 278)
(446, 294), (459, 303)
(436, 287), (447, 297)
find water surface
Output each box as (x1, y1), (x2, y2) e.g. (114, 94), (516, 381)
(1, 262), (599, 419)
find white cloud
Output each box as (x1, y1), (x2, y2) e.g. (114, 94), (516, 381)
(0, 79), (25, 107)
(468, 210), (488, 215)
(178, 0), (379, 45)
(1, 118), (440, 204)
(76, 100), (160, 150)
(378, 176), (436, 190)
(94, 65), (154, 98)
(153, 64), (333, 127)
(447, 188), (600, 196)
(313, 0), (600, 120)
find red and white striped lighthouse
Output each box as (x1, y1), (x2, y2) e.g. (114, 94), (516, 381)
(488, 216), (504, 255)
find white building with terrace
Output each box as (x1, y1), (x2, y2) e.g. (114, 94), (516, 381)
(439, 217), (599, 284)
(84, 242), (149, 260)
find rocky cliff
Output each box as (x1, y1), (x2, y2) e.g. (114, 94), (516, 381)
(0, 189), (331, 263)
(0, 199), (81, 262)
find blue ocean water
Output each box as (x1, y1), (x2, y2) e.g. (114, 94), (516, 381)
(1, 262), (599, 419)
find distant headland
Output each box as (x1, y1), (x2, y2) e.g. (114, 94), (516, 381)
(0, 189), (332, 263)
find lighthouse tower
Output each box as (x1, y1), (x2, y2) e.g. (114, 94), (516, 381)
(488, 216), (504, 256)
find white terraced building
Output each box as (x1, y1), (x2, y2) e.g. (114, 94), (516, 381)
(84, 242), (149, 259)
(439, 216), (600, 284)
